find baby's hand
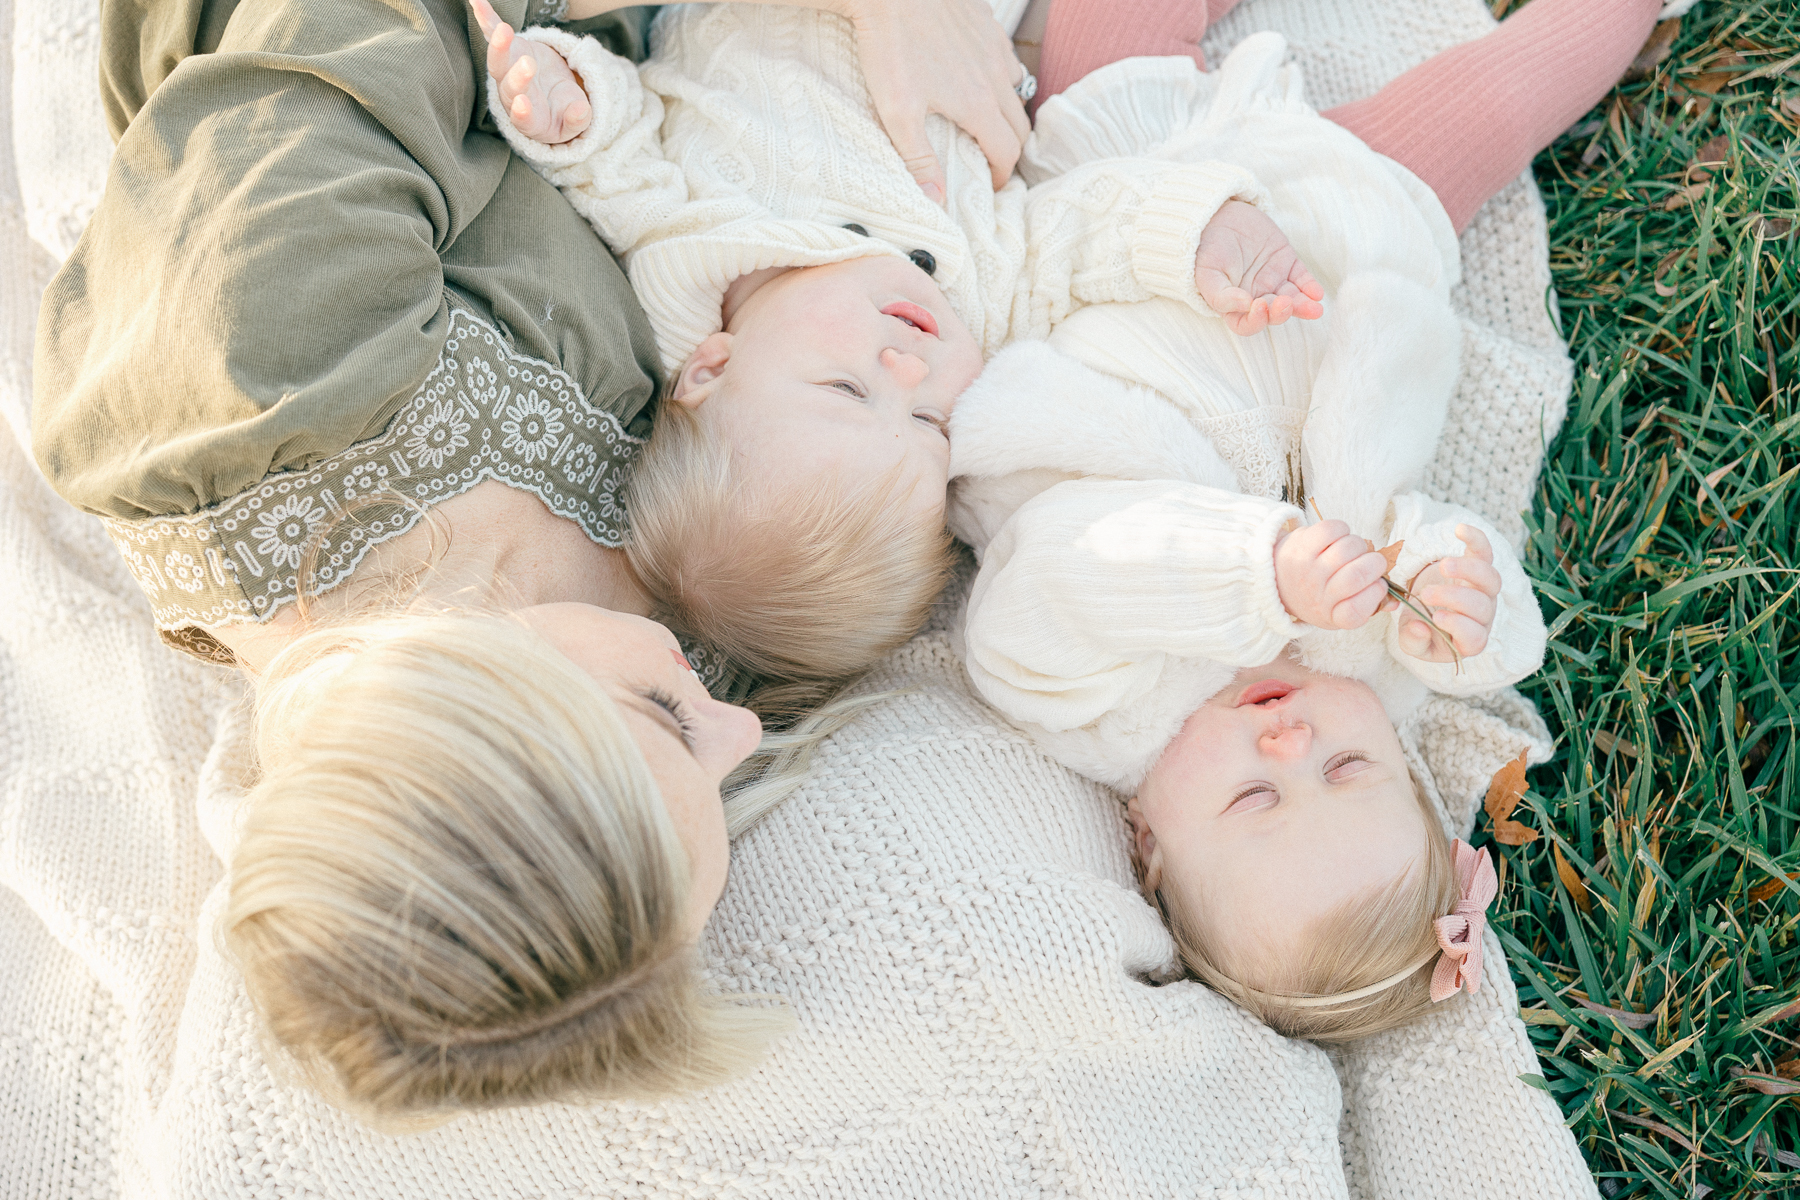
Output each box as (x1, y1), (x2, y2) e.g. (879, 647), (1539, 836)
(1397, 524), (1501, 663)
(473, 0), (592, 145)
(1194, 200), (1325, 336)
(1273, 518), (1391, 630)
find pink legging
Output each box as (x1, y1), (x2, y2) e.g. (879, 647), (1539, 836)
(1033, 0), (1663, 232)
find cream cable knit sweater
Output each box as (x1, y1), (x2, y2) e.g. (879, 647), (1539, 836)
(949, 35), (1548, 790)
(3, 0), (1595, 1196)
(488, 3), (1275, 372)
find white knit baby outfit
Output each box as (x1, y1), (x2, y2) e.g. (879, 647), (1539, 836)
(949, 35), (1550, 791)
(2, 0), (1597, 1196)
(488, 2), (1277, 371)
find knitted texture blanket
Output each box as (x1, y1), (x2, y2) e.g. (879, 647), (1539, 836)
(0, 0), (1593, 1197)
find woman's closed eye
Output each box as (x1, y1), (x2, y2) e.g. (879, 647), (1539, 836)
(826, 379), (866, 398)
(643, 688), (700, 749)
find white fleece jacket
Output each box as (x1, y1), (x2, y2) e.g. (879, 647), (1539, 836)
(948, 37), (1548, 791)
(488, 3), (1275, 372)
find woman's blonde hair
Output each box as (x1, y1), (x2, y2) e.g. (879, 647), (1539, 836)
(1154, 771), (1461, 1043)
(227, 612), (787, 1125)
(625, 402), (954, 711)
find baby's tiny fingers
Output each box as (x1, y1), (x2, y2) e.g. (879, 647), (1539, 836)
(1441, 554), (1502, 596)
(1432, 612), (1490, 657)
(1454, 523), (1494, 563)
(1416, 583), (1495, 629)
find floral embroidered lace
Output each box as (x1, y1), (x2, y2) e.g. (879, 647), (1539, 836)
(105, 306), (643, 636)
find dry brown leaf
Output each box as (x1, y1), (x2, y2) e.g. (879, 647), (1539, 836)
(1686, 135), (1732, 182)
(1376, 540), (1404, 573)
(1731, 1067), (1800, 1095)
(1664, 181), (1710, 210)
(1776, 1052), (1800, 1080)
(1749, 872), (1799, 904)
(1627, 18), (1682, 80)
(1786, 96), (1800, 116)
(1555, 844), (1593, 915)
(1483, 750), (1539, 845)
(1608, 1111), (1703, 1155)
(1593, 729), (1640, 758)
(1703, 457), (1743, 490)
(1576, 996), (1656, 1029)
(1688, 52), (1746, 96)
(1756, 214), (1793, 239)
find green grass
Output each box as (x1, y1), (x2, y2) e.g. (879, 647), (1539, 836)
(1492, 2), (1800, 1196)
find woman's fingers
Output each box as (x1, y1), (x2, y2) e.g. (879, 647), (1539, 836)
(850, 0), (1024, 201)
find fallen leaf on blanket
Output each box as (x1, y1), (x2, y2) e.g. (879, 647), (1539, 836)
(1664, 182), (1711, 211)
(1628, 19), (1682, 80)
(1749, 872), (1800, 904)
(1554, 844), (1593, 914)
(1376, 540), (1404, 573)
(1731, 1066), (1800, 1095)
(1484, 750), (1539, 846)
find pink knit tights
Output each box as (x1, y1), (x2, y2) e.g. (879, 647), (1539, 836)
(1033, 0), (1665, 232)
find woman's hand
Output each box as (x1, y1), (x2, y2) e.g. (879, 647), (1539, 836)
(844, 0), (1032, 203)
(559, 0), (1029, 200)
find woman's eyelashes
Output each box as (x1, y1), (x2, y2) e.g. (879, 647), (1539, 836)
(827, 379), (866, 398)
(644, 689), (700, 749)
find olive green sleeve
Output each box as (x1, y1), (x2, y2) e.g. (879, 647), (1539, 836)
(38, 0), (660, 526)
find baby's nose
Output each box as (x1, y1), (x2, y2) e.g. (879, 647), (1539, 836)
(880, 346), (931, 388)
(1259, 721), (1312, 760)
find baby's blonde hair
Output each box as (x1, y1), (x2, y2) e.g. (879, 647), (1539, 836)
(226, 612), (786, 1125)
(1155, 771), (1461, 1043)
(625, 403), (953, 715)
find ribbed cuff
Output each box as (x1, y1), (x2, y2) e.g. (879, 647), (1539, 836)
(1130, 162), (1272, 315)
(1247, 501), (1310, 641)
(485, 27), (644, 170)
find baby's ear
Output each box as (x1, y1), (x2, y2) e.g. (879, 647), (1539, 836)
(1125, 796), (1163, 894)
(670, 332), (733, 408)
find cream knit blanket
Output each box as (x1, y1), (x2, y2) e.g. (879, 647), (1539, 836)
(1, 0), (1593, 1196)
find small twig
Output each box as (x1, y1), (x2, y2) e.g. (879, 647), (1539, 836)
(1307, 499), (1464, 673)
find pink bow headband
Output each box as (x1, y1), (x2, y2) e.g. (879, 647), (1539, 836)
(1229, 838), (1499, 1011)
(1429, 839), (1498, 1002)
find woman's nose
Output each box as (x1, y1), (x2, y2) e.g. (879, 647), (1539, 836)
(879, 346), (930, 388)
(1259, 721), (1312, 760)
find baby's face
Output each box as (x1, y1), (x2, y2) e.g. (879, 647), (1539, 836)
(1134, 653), (1426, 992)
(674, 257), (984, 520)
